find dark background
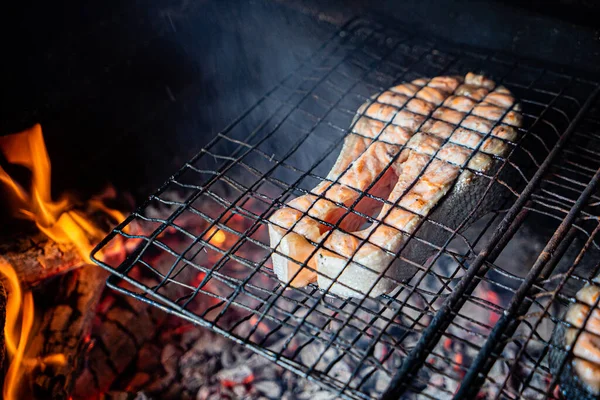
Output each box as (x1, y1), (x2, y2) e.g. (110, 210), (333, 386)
(0, 0), (598, 203)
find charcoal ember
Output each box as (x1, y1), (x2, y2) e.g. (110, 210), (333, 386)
(232, 384), (248, 397)
(297, 344), (357, 387)
(327, 359), (352, 383)
(99, 315), (337, 399)
(418, 370), (457, 399)
(136, 343), (163, 374)
(163, 343), (183, 375)
(280, 370), (334, 399)
(298, 390), (337, 400)
(481, 352), (512, 398)
(248, 353), (279, 381)
(144, 343), (182, 393)
(162, 381), (188, 400)
(179, 344), (220, 392)
(217, 364), (253, 386)
(356, 368), (390, 394)
(127, 373), (152, 392)
(281, 370), (297, 392)
(408, 366), (431, 395)
(270, 335), (301, 359)
(445, 373), (460, 394)
(196, 386), (213, 400)
(430, 374), (445, 390)
(215, 387), (235, 400)
(221, 344), (253, 368)
(181, 370), (207, 394)
(180, 327), (203, 347)
(299, 343), (339, 370)
(74, 285), (167, 398)
(253, 380), (283, 399)
(103, 392), (153, 400)
(373, 342), (388, 363)
(375, 372), (391, 393)
(192, 331), (229, 355)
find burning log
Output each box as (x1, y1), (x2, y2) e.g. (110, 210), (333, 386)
(0, 124), (129, 291)
(0, 121), (135, 400)
(73, 282), (167, 399)
(0, 231), (85, 290)
(27, 264), (107, 399)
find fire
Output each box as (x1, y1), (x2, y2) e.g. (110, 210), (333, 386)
(206, 227), (227, 246)
(0, 260), (34, 400)
(0, 124), (113, 261)
(0, 124), (126, 399)
(453, 352), (463, 372)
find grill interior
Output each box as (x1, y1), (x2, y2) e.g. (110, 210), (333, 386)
(91, 17), (600, 399)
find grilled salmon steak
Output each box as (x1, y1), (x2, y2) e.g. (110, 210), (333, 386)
(550, 282), (600, 399)
(268, 72), (522, 297)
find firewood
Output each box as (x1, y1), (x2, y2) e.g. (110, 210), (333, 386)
(0, 231), (85, 290)
(27, 264), (107, 400)
(72, 287), (167, 399)
(72, 236), (189, 399)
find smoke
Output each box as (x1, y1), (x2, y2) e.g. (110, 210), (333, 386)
(0, 0), (338, 203)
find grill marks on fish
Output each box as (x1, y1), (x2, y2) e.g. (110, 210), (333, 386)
(268, 72), (522, 296)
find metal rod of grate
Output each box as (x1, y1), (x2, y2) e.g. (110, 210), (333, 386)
(382, 86), (600, 400)
(91, 16), (600, 400)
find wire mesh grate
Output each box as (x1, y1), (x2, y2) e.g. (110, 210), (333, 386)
(92, 17), (600, 399)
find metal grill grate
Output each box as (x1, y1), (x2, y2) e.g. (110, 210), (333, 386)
(91, 17), (600, 399)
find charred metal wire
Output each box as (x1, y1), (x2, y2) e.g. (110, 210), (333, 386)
(91, 17), (600, 400)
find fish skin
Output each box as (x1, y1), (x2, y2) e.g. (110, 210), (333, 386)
(550, 282), (600, 400)
(551, 322), (600, 400)
(269, 72), (523, 297)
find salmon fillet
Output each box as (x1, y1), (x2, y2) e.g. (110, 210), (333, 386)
(268, 72), (522, 297)
(563, 283), (600, 395)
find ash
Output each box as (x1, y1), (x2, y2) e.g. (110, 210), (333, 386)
(107, 191), (569, 399)
(115, 319), (336, 400)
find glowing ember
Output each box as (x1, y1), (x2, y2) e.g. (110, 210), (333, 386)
(444, 338), (452, 351)
(0, 124), (126, 399)
(248, 315), (271, 336)
(483, 289), (501, 326)
(206, 227), (227, 247)
(192, 272), (207, 288)
(453, 353), (463, 372)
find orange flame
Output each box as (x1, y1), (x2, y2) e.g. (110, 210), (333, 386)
(204, 226), (227, 247)
(0, 124), (125, 399)
(0, 124), (116, 262)
(0, 260), (34, 400)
